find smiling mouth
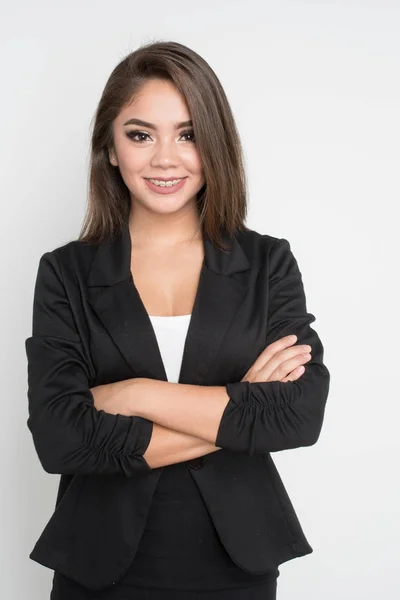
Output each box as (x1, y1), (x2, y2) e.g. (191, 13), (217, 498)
(145, 177), (187, 188)
(143, 177), (188, 194)
(145, 177), (187, 182)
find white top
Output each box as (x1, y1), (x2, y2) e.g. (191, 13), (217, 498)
(148, 314), (192, 383)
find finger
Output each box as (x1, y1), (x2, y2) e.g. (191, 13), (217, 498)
(251, 335), (298, 372)
(263, 352), (311, 382)
(255, 346), (311, 382)
(267, 345), (311, 375)
(282, 365), (305, 382)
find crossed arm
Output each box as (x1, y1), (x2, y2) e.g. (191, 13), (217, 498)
(91, 379), (230, 469)
(90, 236), (331, 470)
(26, 239), (330, 477)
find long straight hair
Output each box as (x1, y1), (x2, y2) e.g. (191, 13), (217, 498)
(78, 40), (249, 251)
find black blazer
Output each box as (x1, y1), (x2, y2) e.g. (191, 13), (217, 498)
(25, 222), (330, 591)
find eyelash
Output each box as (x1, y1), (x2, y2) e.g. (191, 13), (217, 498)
(125, 129), (196, 143)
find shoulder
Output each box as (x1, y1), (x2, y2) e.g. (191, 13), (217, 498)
(235, 226), (290, 259)
(234, 228), (300, 281)
(235, 226), (283, 246)
(37, 237), (99, 284)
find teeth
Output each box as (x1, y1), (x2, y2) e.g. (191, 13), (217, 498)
(148, 178), (183, 187)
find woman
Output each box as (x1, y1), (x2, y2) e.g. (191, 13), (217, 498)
(25, 41), (330, 599)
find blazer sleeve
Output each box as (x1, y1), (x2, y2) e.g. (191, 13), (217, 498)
(25, 251), (154, 477)
(215, 237), (330, 455)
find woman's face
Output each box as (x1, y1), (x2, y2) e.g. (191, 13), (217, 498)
(110, 79), (205, 216)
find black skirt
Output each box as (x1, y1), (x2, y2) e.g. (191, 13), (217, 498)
(50, 462), (280, 599)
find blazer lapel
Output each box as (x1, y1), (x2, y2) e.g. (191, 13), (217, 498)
(86, 222), (250, 385)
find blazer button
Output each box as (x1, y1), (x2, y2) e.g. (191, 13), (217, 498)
(188, 456), (205, 469)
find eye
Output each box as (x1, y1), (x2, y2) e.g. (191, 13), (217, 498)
(180, 129), (196, 142)
(125, 130), (151, 143)
(125, 129), (196, 143)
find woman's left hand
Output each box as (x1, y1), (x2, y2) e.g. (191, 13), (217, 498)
(90, 379), (135, 416)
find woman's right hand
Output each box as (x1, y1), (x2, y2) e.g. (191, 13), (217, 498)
(240, 335), (312, 384)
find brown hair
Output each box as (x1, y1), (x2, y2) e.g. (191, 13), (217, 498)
(78, 40), (249, 251)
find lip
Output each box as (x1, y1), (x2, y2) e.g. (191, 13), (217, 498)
(144, 177), (187, 195)
(145, 177), (187, 181)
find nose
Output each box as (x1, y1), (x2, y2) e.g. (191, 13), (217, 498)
(150, 137), (180, 168)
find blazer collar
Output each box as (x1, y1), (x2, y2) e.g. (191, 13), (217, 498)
(86, 221), (249, 287)
(86, 221), (251, 385)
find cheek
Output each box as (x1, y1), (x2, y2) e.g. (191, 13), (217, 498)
(118, 148), (147, 177)
(182, 148), (203, 173)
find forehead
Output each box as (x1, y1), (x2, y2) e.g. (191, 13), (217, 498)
(118, 79), (190, 122)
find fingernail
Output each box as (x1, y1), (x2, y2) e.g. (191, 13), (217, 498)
(288, 335), (297, 340)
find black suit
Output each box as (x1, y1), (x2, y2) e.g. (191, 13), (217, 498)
(25, 222), (330, 591)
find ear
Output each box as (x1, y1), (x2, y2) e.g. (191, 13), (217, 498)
(108, 148), (118, 166)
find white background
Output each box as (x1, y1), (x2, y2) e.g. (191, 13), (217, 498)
(1, 0), (399, 598)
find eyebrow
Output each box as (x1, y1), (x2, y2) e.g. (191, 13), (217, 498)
(123, 118), (193, 129)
